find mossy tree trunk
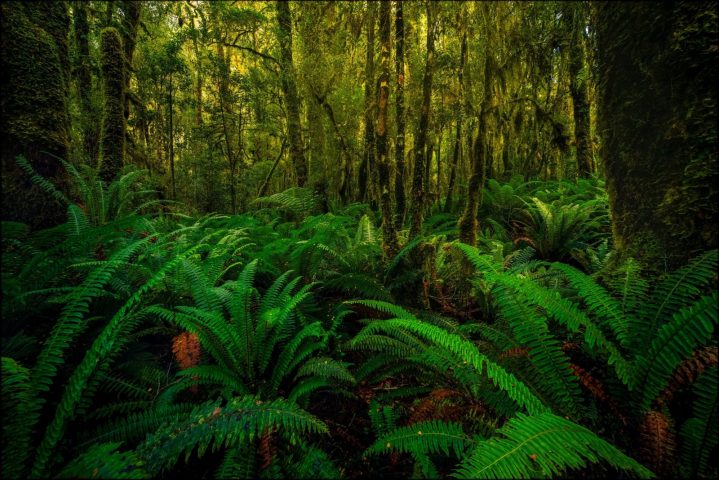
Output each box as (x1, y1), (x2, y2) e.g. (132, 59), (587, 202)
(409, 2), (437, 240)
(445, 21), (467, 213)
(595, 1), (718, 269)
(276, 0), (307, 187)
(459, 57), (492, 246)
(394, 0), (406, 228)
(359, 1), (376, 206)
(376, 0), (399, 258)
(72, 1), (98, 164)
(563, 3), (593, 178)
(98, 27), (126, 183)
(1, 2), (70, 229)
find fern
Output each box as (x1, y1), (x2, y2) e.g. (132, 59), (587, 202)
(679, 367), (718, 478)
(367, 420), (472, 458)
(135, 396), (328, 475)
(453, 412), (653, 479)
(15, 155), (71, 206)
(635, 250), (718, 350)
(634, 292), (718, 412)
(31, 244), (205, 477)
(356, 318), (548, 415)
(57, 442), (148, 479)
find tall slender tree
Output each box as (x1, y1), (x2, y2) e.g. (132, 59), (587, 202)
(445, 12), (467, 213)
(409, 2), (437, 239)
(394, 0), (406, 228)
(376, 0), (399, 257)
(276, 0), (307, 187)
(98, 27), (126, 183)
(359, 1), (377, 205)
(563, 3), (593, 178)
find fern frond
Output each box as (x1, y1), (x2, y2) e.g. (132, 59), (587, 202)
(367, 420), (472, 458)
(135, 396), (327, 475)
(295, 357), (355, 384)
(57, 443), (148, 479)
(345, 299), (415, 319)
(31, 244), (205, 477)
(637, 250), (718, 349)
(552, 263), (629, 348)
(453, 412), (653, 479)
(84, 403), (195, 446)
(634, 292), (718, 411)
(357, 319), (548, 415)
(679, 367), (718, 478)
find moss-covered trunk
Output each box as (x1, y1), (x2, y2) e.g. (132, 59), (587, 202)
(565, 4), (593, 178)
(376, 0), (399, 258)
(394, 0), (406, 228)
(595, 1), (718, 269)
(359, 1), (376, 206)
(409, 3), (437, 240)
(98, 27), (126, 183)
(276, 0), (307, 187)
(1, 2), (70, 229)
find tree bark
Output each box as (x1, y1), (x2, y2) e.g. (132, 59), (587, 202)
(98, 27), (126, 183)
(73, 1), (98, 164)
(409, 3), (437, 239)
(459, 57), (492, 246)
(276, 1), (307, 187)
(1, 2), (70, 228)
(394, 0), (406, 228)
(596, 1), (718, 269)
(376, 0), (399, 258)
(359, 1), (376, 205)
(119, 1), (141, 123)
(564, 3), (593, 178)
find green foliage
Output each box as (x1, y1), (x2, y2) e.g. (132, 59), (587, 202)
(135, 395), (328, 475)
(98, 27), (126, 183)
(453, 412), (653, 479)
(2, 162), (715, 479)
(679, 367), (718, 478)
(367, 420), (471, 457)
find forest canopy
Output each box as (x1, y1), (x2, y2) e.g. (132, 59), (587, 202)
(1, 1), (717, 479)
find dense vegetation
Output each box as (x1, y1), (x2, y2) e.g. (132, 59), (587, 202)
(1, 1), (717, 479)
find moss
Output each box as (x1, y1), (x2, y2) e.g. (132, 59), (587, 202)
(1, 2), (70, 229)
(596, 1), (718, 270)
(98, 27), (126, 183)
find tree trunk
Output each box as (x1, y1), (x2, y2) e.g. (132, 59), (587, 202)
(98, 27), (126, 183)
(459, 57), (492, 246)
(376, 0), (399, 258)
(276, 0), (307, 187)
(359, 1), (376, 205)
(394, 0), (406, 228)
(409, 3), (437, 239)
(1, 2), (70, 229)
(119, 1), (141, 123)
(595, 1), (718, 269)
(187, 8), (204, 128)
(565, 4), (593, 178)
(73, 1), (98, 164)
(168, 74), (175, 199)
